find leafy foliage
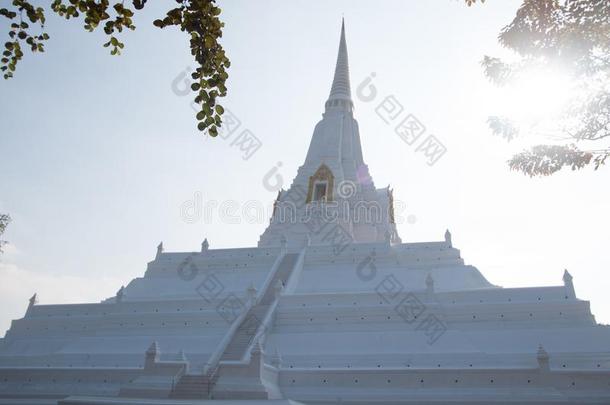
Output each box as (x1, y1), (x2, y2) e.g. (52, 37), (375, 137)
(1, 0), (228, 136)
(464, 0), (486, 6)
(153, 1), (229, 136)
(509, 144), (596, 176)
(488, 116), (519, 141)
(0, 214), (10, 254)
(481, 56), (513, 86)
(1, 1), (47, 79)
(479, 0), (610, 176)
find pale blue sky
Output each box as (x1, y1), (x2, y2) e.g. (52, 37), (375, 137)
(1, 0), (609, 333)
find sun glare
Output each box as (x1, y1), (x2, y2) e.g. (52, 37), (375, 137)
(498, 68), (576, 126)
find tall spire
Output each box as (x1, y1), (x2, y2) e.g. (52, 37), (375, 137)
(326, 18), (353, 112)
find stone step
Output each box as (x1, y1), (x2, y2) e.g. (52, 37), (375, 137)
(227, 340), (253, 346)
(170, 375), (212, 400)
(227, 335), (254, 342)
(230, 333), (256, 339)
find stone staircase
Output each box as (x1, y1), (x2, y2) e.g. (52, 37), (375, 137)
(170, 374), (215, 400)
(220, 253), (299, 362)
(169, 252), (300, 399)
(220, 304), (270, 361)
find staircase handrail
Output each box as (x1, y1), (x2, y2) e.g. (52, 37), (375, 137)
(240, 299), (278, 363)
(202, 297), (253, 376)
(254, 249), (287, 305)
(202, 249), (285, 376)
(239, 248), (307, 362)
(283, 247), (307, 294)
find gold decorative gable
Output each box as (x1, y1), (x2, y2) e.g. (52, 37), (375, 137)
(306, 164), (334, 203)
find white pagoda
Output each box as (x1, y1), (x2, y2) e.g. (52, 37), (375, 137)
(1, 21), (610, 405)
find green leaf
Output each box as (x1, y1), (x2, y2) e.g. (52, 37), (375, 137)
(204, 35), (214, 49)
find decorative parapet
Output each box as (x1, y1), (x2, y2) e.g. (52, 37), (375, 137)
(143, 341), (189, 375)
(119, 342), (189, 399)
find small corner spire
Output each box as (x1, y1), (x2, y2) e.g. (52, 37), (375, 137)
(444, 229), (452, 247)
(537, 344), (550, 371)
(563, 269), (576, 299)
(426, 273), (435, 295)
(27, 293), (38, 312)
(146, 341), (159, 356)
